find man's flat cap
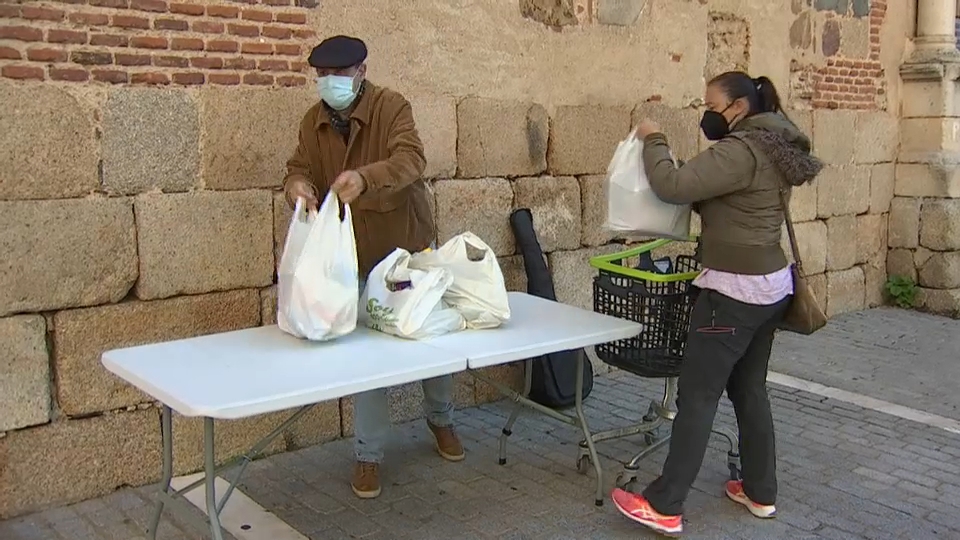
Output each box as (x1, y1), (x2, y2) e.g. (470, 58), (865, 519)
(308, 35), (367, 69)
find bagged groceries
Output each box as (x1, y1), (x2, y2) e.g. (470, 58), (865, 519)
(361, 248), (466, 340)
(409, 232), (510, 329)
(277, 193), (359, 341)
(603, 129), (691, 240)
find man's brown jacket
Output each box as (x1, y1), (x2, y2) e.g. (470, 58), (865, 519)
(284, 83), (435, 276)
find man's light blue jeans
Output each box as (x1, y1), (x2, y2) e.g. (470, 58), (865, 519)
(355, 274), (455, 464)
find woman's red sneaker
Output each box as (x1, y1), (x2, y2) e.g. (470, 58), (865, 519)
(611, 488), (683, 537)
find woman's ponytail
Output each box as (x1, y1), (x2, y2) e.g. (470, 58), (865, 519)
(752, 76), (783, 114)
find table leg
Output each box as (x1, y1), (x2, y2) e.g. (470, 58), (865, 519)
(147, 405), (174, 540)
(497, 358), (533, 465)
(573, 353), (604, 506)
(146, 405), (314, 539)
(204, 417), (226, 540)
(470, 361), (605, 505)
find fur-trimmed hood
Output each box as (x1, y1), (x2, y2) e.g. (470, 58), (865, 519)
(733, 112), (823, 186)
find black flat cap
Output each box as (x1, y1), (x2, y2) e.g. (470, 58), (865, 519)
(308, 35), (367, 69)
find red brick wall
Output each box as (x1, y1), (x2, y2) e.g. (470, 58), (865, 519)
(0, 0), (314, 86)
(810, 0), (887, 110)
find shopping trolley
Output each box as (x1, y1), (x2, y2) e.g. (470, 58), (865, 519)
(576, 238), (742, 490)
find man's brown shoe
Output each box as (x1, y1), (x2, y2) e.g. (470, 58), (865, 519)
(428, 421), (465, 462)
(351, 461), (381, 499)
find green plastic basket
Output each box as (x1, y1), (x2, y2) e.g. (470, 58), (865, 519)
(588, 237), (701, 378)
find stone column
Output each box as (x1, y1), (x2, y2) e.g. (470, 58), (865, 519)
(911, 0), (959, 61)
(890, 0), (960, 317)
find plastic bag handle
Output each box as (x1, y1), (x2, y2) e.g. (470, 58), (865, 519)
(280, 197), (308, 261)
(457, 232), (496, 261)
(315, 192), (356, 251)
(341, 201), (353, 229)
(316, 190), (356, 224)
(459, 231), (492, 251)
(316, 190), (337, 222)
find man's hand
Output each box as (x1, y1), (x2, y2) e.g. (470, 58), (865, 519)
(636, 118), (662, 139)
(285, 178), (318, 211)
(330, 170), (366, 204)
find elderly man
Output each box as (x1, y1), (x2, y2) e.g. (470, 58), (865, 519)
(283, 35), (464, 499)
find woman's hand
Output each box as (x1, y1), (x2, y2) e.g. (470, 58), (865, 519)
(635, 118), (662, 139)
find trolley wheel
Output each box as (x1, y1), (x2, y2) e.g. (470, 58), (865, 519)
(728, 463), (742, 481)
(615, 472), (637, 491)
(576, 455), (591, 474)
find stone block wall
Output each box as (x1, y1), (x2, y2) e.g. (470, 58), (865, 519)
(795, 109), (899, 315)
(0, 0), (913, 519)
(887, 180), (960, 316)
(0, 90), (901, 518)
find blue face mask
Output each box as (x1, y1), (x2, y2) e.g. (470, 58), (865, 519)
(316, 74), (358, 111)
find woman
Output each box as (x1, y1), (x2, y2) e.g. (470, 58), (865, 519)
(611, 72), (823, 537)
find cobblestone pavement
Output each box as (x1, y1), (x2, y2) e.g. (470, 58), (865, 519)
(6, 373), (960, 540)
(3, 309), (959, 540)
(770, 308), (960, 421)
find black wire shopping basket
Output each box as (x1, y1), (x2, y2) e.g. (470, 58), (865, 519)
(589, 238), (701, 378)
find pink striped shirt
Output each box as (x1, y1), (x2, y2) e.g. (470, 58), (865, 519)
(693, 266), (794, 306)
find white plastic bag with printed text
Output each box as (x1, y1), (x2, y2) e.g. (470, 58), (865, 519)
(361, 248), (466, 340)
(277, 193), (359, 341)
(409, 232), (511, 329)
(603, 129), (691, 240)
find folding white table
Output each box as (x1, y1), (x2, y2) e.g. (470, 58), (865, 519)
(102, 326), (468, 540)
(102, 292), (642, 540)
(424, 292), (643, 506)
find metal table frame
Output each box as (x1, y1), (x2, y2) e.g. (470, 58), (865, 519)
(144, 355), (608, 539)
(147, 404), (316, 540)
(144, 360), (738, 539)
(469, 352), (610, 505)
(118, 292), (640, 539)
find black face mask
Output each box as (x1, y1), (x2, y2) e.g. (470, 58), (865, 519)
(700, 103), (734, 141)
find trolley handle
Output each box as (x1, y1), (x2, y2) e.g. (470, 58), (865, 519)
(594, 273), (694, 299)
(589, 238), (701, 284)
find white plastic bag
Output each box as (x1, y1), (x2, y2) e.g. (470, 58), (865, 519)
(603, 130), (691, 240)
(361, 248), (465, 340)
(277, 193), (359, 341)
(409, 232), (510, 329)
